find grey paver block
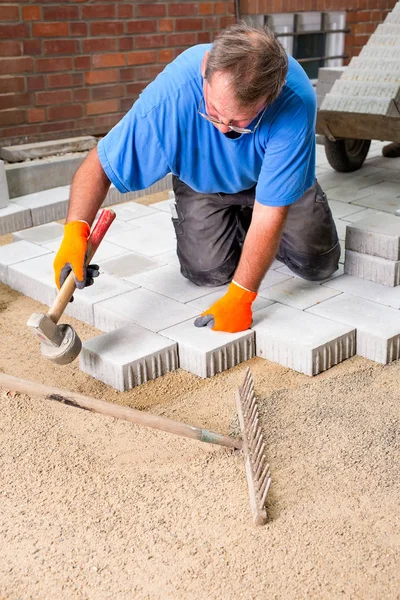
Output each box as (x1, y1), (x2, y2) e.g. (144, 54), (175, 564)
(307, 293), (400, 364)
(12, 222), (64, 245)
(126, 265), (227, 303)
(252, 304), (355, 376)
(0, 202), (32, 235)
(345, 214), (400, 260)
(0, 240), (51, 284)
(80, 325), (178, 391)
(11, 185), (70, 226)
(154, 250), (180, 267)
(258, 269), (293, 291)
(100, 252), (165, 278)
(43, 239), (127, 262)
(322, 274), (400, 309)
(351, 189), (400, 214)
(107, 226), (176, 257)
(65, 274), (136, 326)
(110, 201), (157, 221)
(259, 277), (342, 309)
(0, 160), (9, 209)
(334, 219), (348, 241)
(276, 263), (344, 282)
(160, 320), (255, 378)
(7, 253), (57, 306)
(132, 211), (174, 232)
(328, 200), (365, 219)
(344, 249), (400, 287)
(0, 136), (97, 163)
(341, 208), (387, 223)
(151, 199), (174, 213)
(187, 290), (274, 313)
(94, 288), (199, 333)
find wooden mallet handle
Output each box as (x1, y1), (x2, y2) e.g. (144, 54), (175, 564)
(48, 209), (116, 323)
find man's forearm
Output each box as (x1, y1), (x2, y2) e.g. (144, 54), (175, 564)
(233, 202), (288, 291)
(66, 147), (111, 225)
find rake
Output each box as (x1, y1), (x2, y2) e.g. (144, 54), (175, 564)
(0, 368), (270, 525)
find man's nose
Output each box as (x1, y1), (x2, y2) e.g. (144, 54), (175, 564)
(214, 119), (231, 134)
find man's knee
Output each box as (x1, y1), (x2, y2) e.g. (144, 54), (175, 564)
(279, 241), (341, 282)
(178, 249), (238, 287)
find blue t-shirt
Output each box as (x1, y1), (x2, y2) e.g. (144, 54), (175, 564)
(98, 44), (316, 207)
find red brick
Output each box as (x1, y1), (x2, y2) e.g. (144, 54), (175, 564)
(205, 16), (219, 28)
(0, 57), (33, 75)
(158, 49), (173, 63)
(36, 57), (73, 72)
(220, 16), (235, 28)
(92, 53), (126, 68)
(27, 75), (45, 91)
(0, 76), (25, 93)
(214, 2), (227, 14)
(176, 18), (204, 31)
(28, 108), (46, 124)
(126, 20), (157, 34)
(22, 5), (41, 20)
(169, 3), (198, 16)
(135, 34), (166, 48)
(127, 51), (157, 65)
(1, 125), (39, 143)
(120, 97), (134, 113)
(0, 41), (21, 57)
(70, 22), (87, 36)
(36, 89), (72, 106)
(0, 109), (26, 127)
(136, 3), (166, 17)
(199, 3), (213, 15)
(48, 104), (83, 121)
(33, 22), (69, 37)
(82, 4), (115, 19)
(86, 99), (119, 116)
(0, 5), (19, 20)
(0, 93), (30, 110)
(44, 39), (78, 55)
(83, 38), (117, 53)
(168, 33), (195, 46)
(23, 40), (42, 55)
(92, 83), (125, 100)
(47, 72), (83, 88)
(135, 64), (164, 81)
(0, 23), (28, 38)
(119, 67), (135, 82)
(91, 22), (124, 36)
(158, 18), (174, 32)
(42, 6), (79, 20)
(119, 37), (134, 51)
(118, 4), (132, 18)
(126, 82), (146, 95)
(85, 69), (119, 85)
(74, 88), (90, 102)
(74, 56), (91, 70)
(41, 120), (75, 134)
(197, 31), (211, 43)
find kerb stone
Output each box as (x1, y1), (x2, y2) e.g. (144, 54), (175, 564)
(344, 249), (400, 287)
(345, 214), (400, 260)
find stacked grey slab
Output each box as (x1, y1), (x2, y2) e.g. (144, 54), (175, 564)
(315, 67), (347, 109)
(321, 1), (400, 116)
(344, 214), (400, 286)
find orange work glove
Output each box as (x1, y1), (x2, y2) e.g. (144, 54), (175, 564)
(53, 220), (93, 290)
(194, 281), (257, 333)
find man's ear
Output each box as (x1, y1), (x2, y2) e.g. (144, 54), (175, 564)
(201, 50), (209, 78)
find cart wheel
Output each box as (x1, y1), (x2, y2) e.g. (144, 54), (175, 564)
(324, 137), (371, 173)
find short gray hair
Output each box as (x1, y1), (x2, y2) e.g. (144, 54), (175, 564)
(205, 22), (288, 108)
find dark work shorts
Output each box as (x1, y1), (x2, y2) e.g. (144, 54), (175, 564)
(171, 176), (340, 287)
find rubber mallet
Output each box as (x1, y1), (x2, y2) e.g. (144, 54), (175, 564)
(26, 208), (116, 365)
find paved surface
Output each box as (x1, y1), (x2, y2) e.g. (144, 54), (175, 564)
(1, 141), (400, 387)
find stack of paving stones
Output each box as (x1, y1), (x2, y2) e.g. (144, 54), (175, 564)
(321, 1), (400, 116)
(315, 67), (346, 109)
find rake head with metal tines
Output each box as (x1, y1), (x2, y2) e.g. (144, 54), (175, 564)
(235, 368), (271, 526)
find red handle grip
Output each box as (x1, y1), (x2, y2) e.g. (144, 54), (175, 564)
(86, 208), (116, 264)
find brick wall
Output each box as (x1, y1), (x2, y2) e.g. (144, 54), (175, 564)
(0, 1), (235, 146)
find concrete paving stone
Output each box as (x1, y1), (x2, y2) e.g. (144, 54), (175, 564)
(107, 226), (176, 257)
(132, 211), (174, 232)
(307, 293), (400, 364)
(0, 202), (32, 236)
(276, 263), (345, 282)
(328, 187), (374, 204)
(258, 277), (342, 310)
(327, 200), (366, 219)
(151, 199), (174, 213)
(252, 304), (355, 376)
(187, 289), (273, 313)
(65, 274), (137, 326)
(7, 253), (57, 307)
(344, 249), (400, 286)
(109, 201), (157, 221)
(154, 250), (180, 267)
(345, 213), (400, 260)
(160, 319), (255, 378)
(322, 273), (400, 309)
(168, 190), (175, 200)
(334, 219), (348, 241)
(99, 218), (139, 236)
(0, 136), (97, 163)
(0, 240), (51, 284)
(42, 239), (127, 262)
(11, 185), (70, 226)
(94, 288), (199, 333)
(0, 160), (9, 209)
(351, 192), (400, 217)
(100, 252), (165, 278)
(80, 324), (178, 391)
(258, 269), (293, 291)
(126, 265), (227, 303)
(341, 208), (387, 223)
(12, 222), (64, 245)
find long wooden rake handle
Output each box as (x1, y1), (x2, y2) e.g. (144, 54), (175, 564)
(0, 374), (243, 451)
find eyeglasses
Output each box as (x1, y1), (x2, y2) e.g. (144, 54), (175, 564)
(198, 96), (267, 134)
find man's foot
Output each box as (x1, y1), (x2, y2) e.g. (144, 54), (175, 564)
(382, 142), (400, 158)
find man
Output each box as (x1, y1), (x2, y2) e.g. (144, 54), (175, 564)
(54, 23), (340, 333)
